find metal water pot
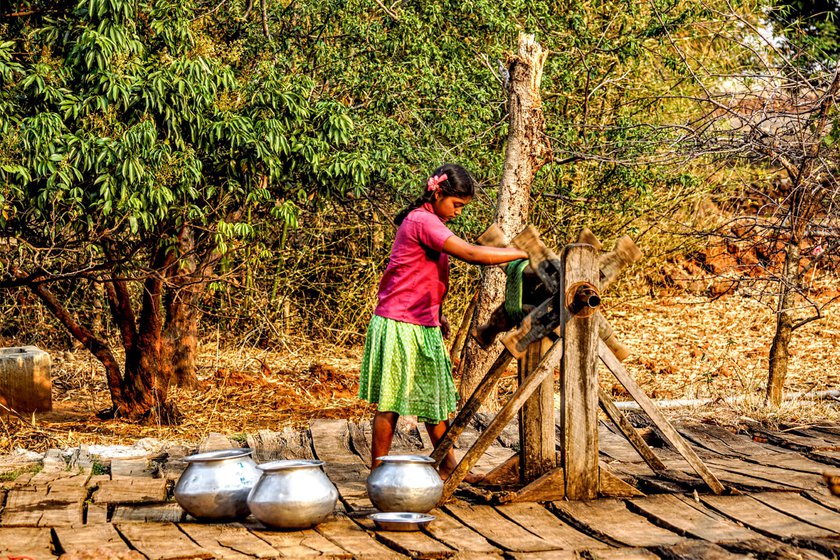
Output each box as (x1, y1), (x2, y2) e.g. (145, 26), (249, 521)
(173, 449), (261, 520)
(366, 455), (443, 513)
(247, 459), (338, 529)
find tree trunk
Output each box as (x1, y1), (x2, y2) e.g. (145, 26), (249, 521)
(766, 235), (799, 406)
(162, 226), (203, 389)
(459, 33), (550, 401)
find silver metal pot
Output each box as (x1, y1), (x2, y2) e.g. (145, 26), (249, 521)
(247, 459), (338, 529)
(366, 455), (443, 513)
(173, 449), (261, 520)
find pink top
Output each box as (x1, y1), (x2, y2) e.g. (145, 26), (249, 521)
(374, 203), (454, 327)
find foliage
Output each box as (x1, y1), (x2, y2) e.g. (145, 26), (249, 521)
(0, 0), (778, 412)
(0, 0), (369, 417)
(768, 0), (840, 64)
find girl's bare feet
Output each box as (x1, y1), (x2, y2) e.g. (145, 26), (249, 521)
(439, 469), (485, 484)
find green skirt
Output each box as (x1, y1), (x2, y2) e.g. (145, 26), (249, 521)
(359, 315), (458, 423)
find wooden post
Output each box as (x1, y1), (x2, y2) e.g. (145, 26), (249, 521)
(518, 337), (556, 482)
(560, 244), (600, 500)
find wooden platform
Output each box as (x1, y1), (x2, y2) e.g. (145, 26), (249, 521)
(2, 418), (840, 559)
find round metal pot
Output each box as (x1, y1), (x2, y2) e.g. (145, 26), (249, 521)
(366, 455), (443, 513)
(174, 449), (261, 520)
(247, 459), (338, 529)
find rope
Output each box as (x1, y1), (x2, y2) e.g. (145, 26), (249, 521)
(504, 259), (530, 323)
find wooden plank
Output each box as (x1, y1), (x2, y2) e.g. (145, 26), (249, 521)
(112, 503), (185, 523)
(703, 457), (822, 491)
(246, 522), (351, 558)
(1, 488), (83, 527)
(85, 503), (108, 524)
(0, 526), (55, 559)
(551, 499), (685, 547)
(599, 341), (724, 494)
(680, 424), (831, 475)
(599, 389), (666, 472)
(700, 495), (836, 539)
(596, 423), (657, 469)
(1, 488), (47, 526)
(805, 488), (840, 513)
(116, 522), (213, 559)
(752, 428), (840, 453)
(498, 467), (565, 503)
(628, 494), (759, 543)
(807, 449), (840, 467)
(519, 337), (556, 482)
(781, 426), (840, 449)
(431, 349), (514, 467)
(588, 549), (659, 560)
(752, 492), (840, 533)
(93, 478), (168, 504)
(309, 419), (371, 511)
(179, 522), (280, 559)
(444, 503), (554, 552)
(508, 551), (580, 560)
(441, 341), (563, 501)
(654, 540), (752, 560)
(54, 523), (133, 555)
(354, 514), (456, 559)
(496, 502), (610, 551)
(423, 507), (502, 555)
(560, 243), (600, 500)
(315, 513), (405, 558)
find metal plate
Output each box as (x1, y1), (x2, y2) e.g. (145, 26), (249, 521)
(369, 512), (435, 531)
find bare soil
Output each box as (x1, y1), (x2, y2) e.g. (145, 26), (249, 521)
(3, 289), (838, 453)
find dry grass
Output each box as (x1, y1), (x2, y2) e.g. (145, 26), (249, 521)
(2, 292), (839, 453)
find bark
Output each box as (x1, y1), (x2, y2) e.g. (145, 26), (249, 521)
(162, 226), (204, 389)
(459, 33), (550, 401)
(117, 243), (179, 421)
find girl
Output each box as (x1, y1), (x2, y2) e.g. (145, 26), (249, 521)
(359, 163), (528, 480)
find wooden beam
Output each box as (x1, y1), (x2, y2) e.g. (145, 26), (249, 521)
(439, 340), (564, 502)
(478, 453), (521, 486)
(598, 387), (667, 472)
(560, 244), (600, 500)
(599, 340), (725, 494)
(431, 349), (514, 467)
(519, 337), (556, 482)
(497, 466), (566, 503)
(599, 463), (645, 498)
(599, 235), (642, 290)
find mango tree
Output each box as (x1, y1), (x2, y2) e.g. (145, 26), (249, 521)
(0, 0), (366, 421)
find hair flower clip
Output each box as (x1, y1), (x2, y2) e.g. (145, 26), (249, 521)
(427, 173), (448, 192)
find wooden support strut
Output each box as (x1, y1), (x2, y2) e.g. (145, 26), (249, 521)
(598, 340), (725, 495)
(431, 349), (514, 468)
(439, 340), (564, 503)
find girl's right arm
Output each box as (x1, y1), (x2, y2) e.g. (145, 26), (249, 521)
(442, 235), (529, 265)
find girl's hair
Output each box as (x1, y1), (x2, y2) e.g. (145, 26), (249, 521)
(394, 163), (476, 225)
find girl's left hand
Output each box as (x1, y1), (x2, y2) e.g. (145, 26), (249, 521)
(440, 315), (451, 339)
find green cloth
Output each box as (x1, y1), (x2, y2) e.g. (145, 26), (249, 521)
(359, 315), (458, 423)
(504, 259), (530, 322)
